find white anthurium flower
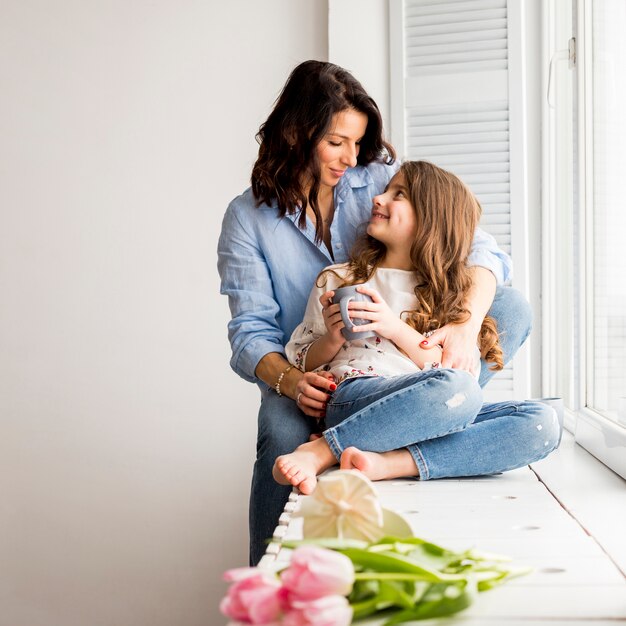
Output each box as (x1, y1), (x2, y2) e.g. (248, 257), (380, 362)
(296, 470), (413, 542)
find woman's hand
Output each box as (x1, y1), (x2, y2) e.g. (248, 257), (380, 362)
(294, 370), (337, 419)
(420, 321), (481, 372)
(319, 290), (347, 350)
(345, 286), (404, 342)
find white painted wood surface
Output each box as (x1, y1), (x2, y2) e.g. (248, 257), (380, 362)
(263, 432), (626, 623)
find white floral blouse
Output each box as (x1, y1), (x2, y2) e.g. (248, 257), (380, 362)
(285, 264), (480, 386)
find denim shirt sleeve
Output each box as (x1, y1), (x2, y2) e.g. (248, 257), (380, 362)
(217, 200), (284, 383)
(468, 227), (513, 285)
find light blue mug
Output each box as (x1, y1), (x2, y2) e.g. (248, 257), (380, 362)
(331, 284), (377, 341)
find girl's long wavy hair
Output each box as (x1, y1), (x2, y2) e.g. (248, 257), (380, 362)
(321, 161), (503, 370)
(251, 60), (395, 244)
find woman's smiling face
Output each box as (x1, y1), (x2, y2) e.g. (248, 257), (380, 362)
(315, 108), (368, 191)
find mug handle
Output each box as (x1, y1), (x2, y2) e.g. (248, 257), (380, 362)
(340, 296), (355, 331)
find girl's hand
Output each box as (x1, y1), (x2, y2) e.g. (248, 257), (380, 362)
(420, 321), (481, 372)
(294, 370), (337, 419)
(345, 286), (404, 341)
(319, 290), (346, 350)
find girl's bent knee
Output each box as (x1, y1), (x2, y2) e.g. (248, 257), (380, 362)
(443, 368), (482, 394)
(526, 402), (561, 456)
(438, 369), (482, 413)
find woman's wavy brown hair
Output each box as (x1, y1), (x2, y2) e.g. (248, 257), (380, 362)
(251, 60), (395, 244)
(321, 160), (503, 370)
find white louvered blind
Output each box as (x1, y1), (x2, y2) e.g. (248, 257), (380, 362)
(390, 0), (529, 401)
(405, 2), (508, 75)
(406, 102), (512, 255)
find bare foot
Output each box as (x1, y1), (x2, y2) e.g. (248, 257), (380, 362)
(272, 438), (337, 495)
(340, 446), (419, 481)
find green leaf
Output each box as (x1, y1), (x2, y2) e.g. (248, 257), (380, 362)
(373, 536), (458, 557)
(379, 580), (416, 609)
(349, 579), (380, 603)
(475, 565), (533, 591)
(280, 537), (369, 551)
(350, 583), (396, 620)
(382, 583), (474, 624)
(465, 547), (512, 562)
(351, 595), (387, 621)
(338, 548), (468, 584)
(351, 580), (427, 620)
(355, 572), (440, 582)
(373, 536), (480, 572)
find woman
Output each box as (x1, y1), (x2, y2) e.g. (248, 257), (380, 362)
(274, 161), (559, 494)
(217, 61), (529, 565)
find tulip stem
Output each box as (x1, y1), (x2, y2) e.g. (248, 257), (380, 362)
(354, 572), (465, 583)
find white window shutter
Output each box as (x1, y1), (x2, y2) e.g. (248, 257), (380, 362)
(390, 0), (531, 401)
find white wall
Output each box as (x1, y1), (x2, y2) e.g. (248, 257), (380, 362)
(0, 2), (327, 625)
(329, 0), (391, 131)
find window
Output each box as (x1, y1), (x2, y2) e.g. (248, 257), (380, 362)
(587, 1), (626, 423)
(544, 0), (626, 478)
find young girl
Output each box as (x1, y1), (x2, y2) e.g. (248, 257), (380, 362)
(274, 161), (560, 494)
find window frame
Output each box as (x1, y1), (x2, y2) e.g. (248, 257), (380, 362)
(543, 0), (626, 478)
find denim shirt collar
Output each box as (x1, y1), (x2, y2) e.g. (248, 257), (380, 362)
(341, 164), (374, 191)
(283, 166), (374, 262)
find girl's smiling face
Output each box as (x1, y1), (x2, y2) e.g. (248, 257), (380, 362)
(367, 172), (418, 254)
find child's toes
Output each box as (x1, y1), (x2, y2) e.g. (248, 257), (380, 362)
(298, 475), (317, 495)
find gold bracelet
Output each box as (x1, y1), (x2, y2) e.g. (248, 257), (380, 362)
(275, 364), (295, 397)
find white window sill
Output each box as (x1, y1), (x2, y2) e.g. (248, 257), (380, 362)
(264, 432), (626, 624)
(564, 408), (626, 481)
(531, 429), (626, 575)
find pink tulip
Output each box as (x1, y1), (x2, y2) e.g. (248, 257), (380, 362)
(225, 623), (280, 626)
(283, 595), (353, 626)
(220, 570), (282, 624)
(223, 567), (263, 583)
(280, 546), (354, 601)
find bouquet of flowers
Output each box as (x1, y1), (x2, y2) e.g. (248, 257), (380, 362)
(220, 472), (529, 625)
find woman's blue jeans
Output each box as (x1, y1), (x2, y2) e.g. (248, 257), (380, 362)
(248, 286), (542, 565)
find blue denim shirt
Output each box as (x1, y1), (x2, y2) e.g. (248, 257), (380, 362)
(218, 161), (512, 383)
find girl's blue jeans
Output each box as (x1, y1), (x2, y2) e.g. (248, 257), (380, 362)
(248, 287), (557, 565)
(324, 370), (559, 480)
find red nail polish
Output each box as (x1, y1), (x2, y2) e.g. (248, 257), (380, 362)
(330, 383), (337, 391)
(420, 340), (428, 346)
